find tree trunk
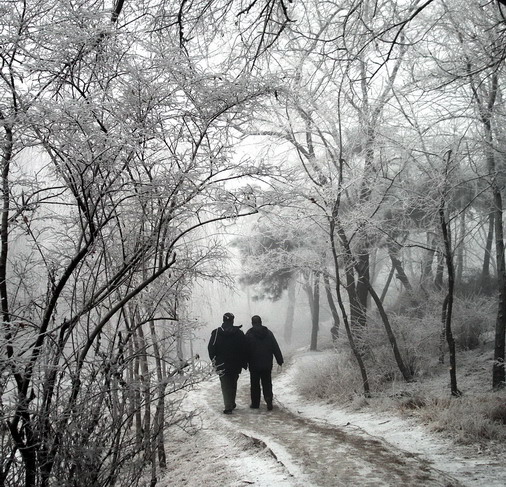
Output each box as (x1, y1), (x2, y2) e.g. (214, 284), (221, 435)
(380, 265), (395, 303)
(493, 189), (506, 388)
(330, 219), (370, 397)
(284, 276), (296, 344)
(133, 333), (143, 447)
(334, 210), (410, 380)
(347, 234), (412, 381)
(387, 241), (411, 291)
(439, 294), (449, 364)
(136, 322), (151, 445)
(126, 337), (136, 430)
(355, 252), (369, 328)
(367, 281), (413, 381)
(311, 272), (320, 351)
(2, 126), (40, 486)
(0, 124), (12, 360)
(439, 191), (460, 397)
(149, 319), (167, 469)
(456, 210), (465, 285)
(323, 272), (340, 342)
(481, 211), (495, 292)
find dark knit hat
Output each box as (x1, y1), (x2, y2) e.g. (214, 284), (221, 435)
(223, 312), (235, 323)
(251, 315), (262, 325)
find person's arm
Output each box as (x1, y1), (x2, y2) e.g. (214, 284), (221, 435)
(208, 330), (217, 361)
(241, 332), (249, 370)
(271, 332), (284, 366)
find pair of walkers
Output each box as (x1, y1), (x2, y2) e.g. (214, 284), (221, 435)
(208, 312), (284, 414)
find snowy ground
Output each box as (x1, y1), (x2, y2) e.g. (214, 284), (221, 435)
(159, 351), (506, 487)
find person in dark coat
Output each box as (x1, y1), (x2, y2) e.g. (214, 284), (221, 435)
(245, 315), (284, 411)
(208, 312), (248, 414)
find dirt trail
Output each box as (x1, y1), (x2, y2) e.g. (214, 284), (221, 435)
(203, 380), (462, 487)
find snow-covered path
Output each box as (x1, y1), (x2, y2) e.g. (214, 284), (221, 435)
(202, 379), (461, 487)
(159, 352), (506, 487)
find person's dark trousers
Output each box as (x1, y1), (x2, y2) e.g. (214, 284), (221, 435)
(219, 373), (239, 411)
(249, 369), (273, 408)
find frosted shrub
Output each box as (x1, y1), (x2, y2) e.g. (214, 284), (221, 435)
(488, 402), (506, 424)
(399, 395), (427, 410)
(375, 291), (494, 380)
(420, 396), (506, 443)
(295, 352), (363, 403)
(367, 308), (441, 381)
(451, 295), (495, 350)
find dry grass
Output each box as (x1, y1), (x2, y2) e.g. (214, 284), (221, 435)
(292, 291), (506, 445)
(295, 352), (364, 403)
(294, 343), (506, 445)
(416, 395), (506, 444)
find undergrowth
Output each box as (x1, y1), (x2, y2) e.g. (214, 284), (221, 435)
(293, 345), (506, 444)
(414, 395), (506, 443)
(295, 352), (363, 403)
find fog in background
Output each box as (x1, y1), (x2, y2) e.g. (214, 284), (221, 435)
(187, 258), (336, 361)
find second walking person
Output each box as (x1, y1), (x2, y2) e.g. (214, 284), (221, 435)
(245, 315), (284, 411)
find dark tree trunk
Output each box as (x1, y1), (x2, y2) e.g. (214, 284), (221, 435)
(2, 125), (39, 487)
(330, 219), (370, 397)
(303, 271), (320, 351)
(387, 241), (411, 291)
(439, 294), (449, 364)
(149, 319), (167, 469)
(0, 126), (12, 361)
(439, 188), (460, 397)
(346, 233), (412, 381)
(323, 272), (340, 342)
(493, 190), (506, 388)
(367, 281), (413, 381)
(310, 272), (320, 351)
(355, 252), (369, 328)
(456, 210), (465, 285)
(380, 265), (395, 303)
(481, 211), (495, 292)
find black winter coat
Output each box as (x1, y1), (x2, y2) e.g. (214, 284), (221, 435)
(245, 325), (284, 371)
(208, 324), (248, 375)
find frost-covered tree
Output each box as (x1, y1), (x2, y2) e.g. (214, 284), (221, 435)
(0, 1), (289, 485)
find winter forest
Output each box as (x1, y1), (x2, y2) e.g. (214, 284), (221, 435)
(2, 0), (506, 486)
